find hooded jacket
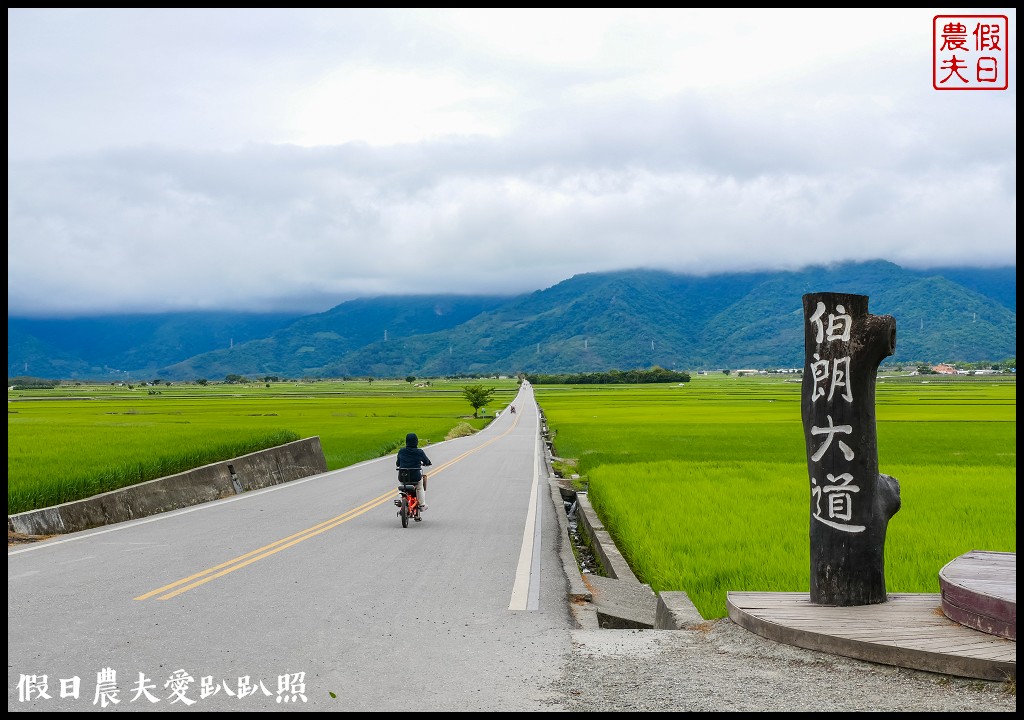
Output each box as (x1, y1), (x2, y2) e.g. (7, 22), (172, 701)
(396, 432), (432, 479)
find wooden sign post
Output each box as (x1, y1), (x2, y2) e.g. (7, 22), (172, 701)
(801, 293), (901, 606)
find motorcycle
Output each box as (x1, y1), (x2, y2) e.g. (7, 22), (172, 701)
(394, 469), (424, 528)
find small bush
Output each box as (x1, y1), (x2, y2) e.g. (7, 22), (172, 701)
(445, 422), (476, 441)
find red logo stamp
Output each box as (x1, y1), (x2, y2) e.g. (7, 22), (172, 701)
(934, 15), (1009, 90)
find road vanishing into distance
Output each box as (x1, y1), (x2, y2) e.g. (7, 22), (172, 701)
(8, 383), (575, 712)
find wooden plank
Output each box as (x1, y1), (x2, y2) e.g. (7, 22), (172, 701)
(939, 550), (1016, 640)
(727, 590), (1016, 682)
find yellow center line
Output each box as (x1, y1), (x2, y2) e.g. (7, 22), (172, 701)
(136, 415), (520, 601)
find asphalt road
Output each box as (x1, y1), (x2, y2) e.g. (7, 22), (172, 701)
(8, 383), (574, 712)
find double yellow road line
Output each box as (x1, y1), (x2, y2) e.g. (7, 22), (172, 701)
(136, 416), (519, 601)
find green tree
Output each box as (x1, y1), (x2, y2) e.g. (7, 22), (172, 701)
(406, 375), (416, 384)
(462, 384), (496, 418)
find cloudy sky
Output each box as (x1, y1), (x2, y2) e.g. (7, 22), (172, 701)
(8, 8), (1017, 317)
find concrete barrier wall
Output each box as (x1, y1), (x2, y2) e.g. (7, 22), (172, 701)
(574, 492), (641, 583)
(8, 436), (328, 537)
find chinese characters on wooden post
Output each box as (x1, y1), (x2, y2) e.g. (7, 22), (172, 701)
(801, 293), (900, 606)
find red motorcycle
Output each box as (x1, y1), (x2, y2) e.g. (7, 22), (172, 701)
(394, 469), (424, 528)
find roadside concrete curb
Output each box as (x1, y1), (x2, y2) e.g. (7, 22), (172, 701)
(539, 406), (677, 631)
(547, 478), (601, 630)
(655, 591), (707, 630)
(544, 452), (706, 631)
(8, 437), (328, 537)
(572, 492), (659, 629)
(574, 492), (640, 583)
(539, 418), (600, 630)
(548, 479), (592, 604)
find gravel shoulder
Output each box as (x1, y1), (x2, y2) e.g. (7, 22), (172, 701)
(547, 619), (1016, 712)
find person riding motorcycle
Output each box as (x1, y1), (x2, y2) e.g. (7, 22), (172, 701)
(396, 432), (432, 510)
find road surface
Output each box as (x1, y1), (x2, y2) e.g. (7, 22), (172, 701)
(8, 382), (573, 712)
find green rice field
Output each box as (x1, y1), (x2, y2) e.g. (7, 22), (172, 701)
(7, 378), (519, 514)
(533, 373), (1016, 619)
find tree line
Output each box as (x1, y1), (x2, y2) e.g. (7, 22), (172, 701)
(524, 367), (691, 385)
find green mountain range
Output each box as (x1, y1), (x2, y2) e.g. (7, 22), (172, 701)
(8, 261), (1016, 381)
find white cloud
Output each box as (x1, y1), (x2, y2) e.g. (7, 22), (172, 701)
(286, 66), (508, 147)
(7, 8), (1017, 316)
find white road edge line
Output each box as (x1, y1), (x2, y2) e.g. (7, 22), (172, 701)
(508, 409), (541, 611)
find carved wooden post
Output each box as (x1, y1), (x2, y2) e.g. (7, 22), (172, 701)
(801, 293), (900, 606)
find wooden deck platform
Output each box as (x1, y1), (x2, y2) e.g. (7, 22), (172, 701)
(940, 550), (1016, 641)
(728, 553), (1017, 683)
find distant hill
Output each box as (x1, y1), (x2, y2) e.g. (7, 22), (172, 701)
(158, 295), (510, 381)
(7, 312), (302, 381)
(8, 261), (1016, 381)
